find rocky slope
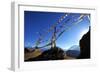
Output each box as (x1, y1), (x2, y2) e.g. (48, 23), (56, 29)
(77, 29), (90, 59)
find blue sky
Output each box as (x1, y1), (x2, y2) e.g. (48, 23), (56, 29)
(24, 11), (90, 50)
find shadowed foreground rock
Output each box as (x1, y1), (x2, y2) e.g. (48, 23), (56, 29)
(25, 47), (65, 61)
(77, 29), (90, 59)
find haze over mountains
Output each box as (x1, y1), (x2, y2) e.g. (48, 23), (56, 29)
(66, 45), (80, 58)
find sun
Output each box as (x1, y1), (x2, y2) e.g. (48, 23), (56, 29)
(80, 29), (88, 38)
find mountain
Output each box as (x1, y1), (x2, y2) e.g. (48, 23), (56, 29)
(24, 47), (43, 61)
(24, 48), (30, 53)
(68, 45), (80, 51)
(66, 50), (80, 58)
(66, 45), (80, 58)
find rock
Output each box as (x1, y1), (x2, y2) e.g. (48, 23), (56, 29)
(25, 47), (65, 61)
(77, 28), (90, 59)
